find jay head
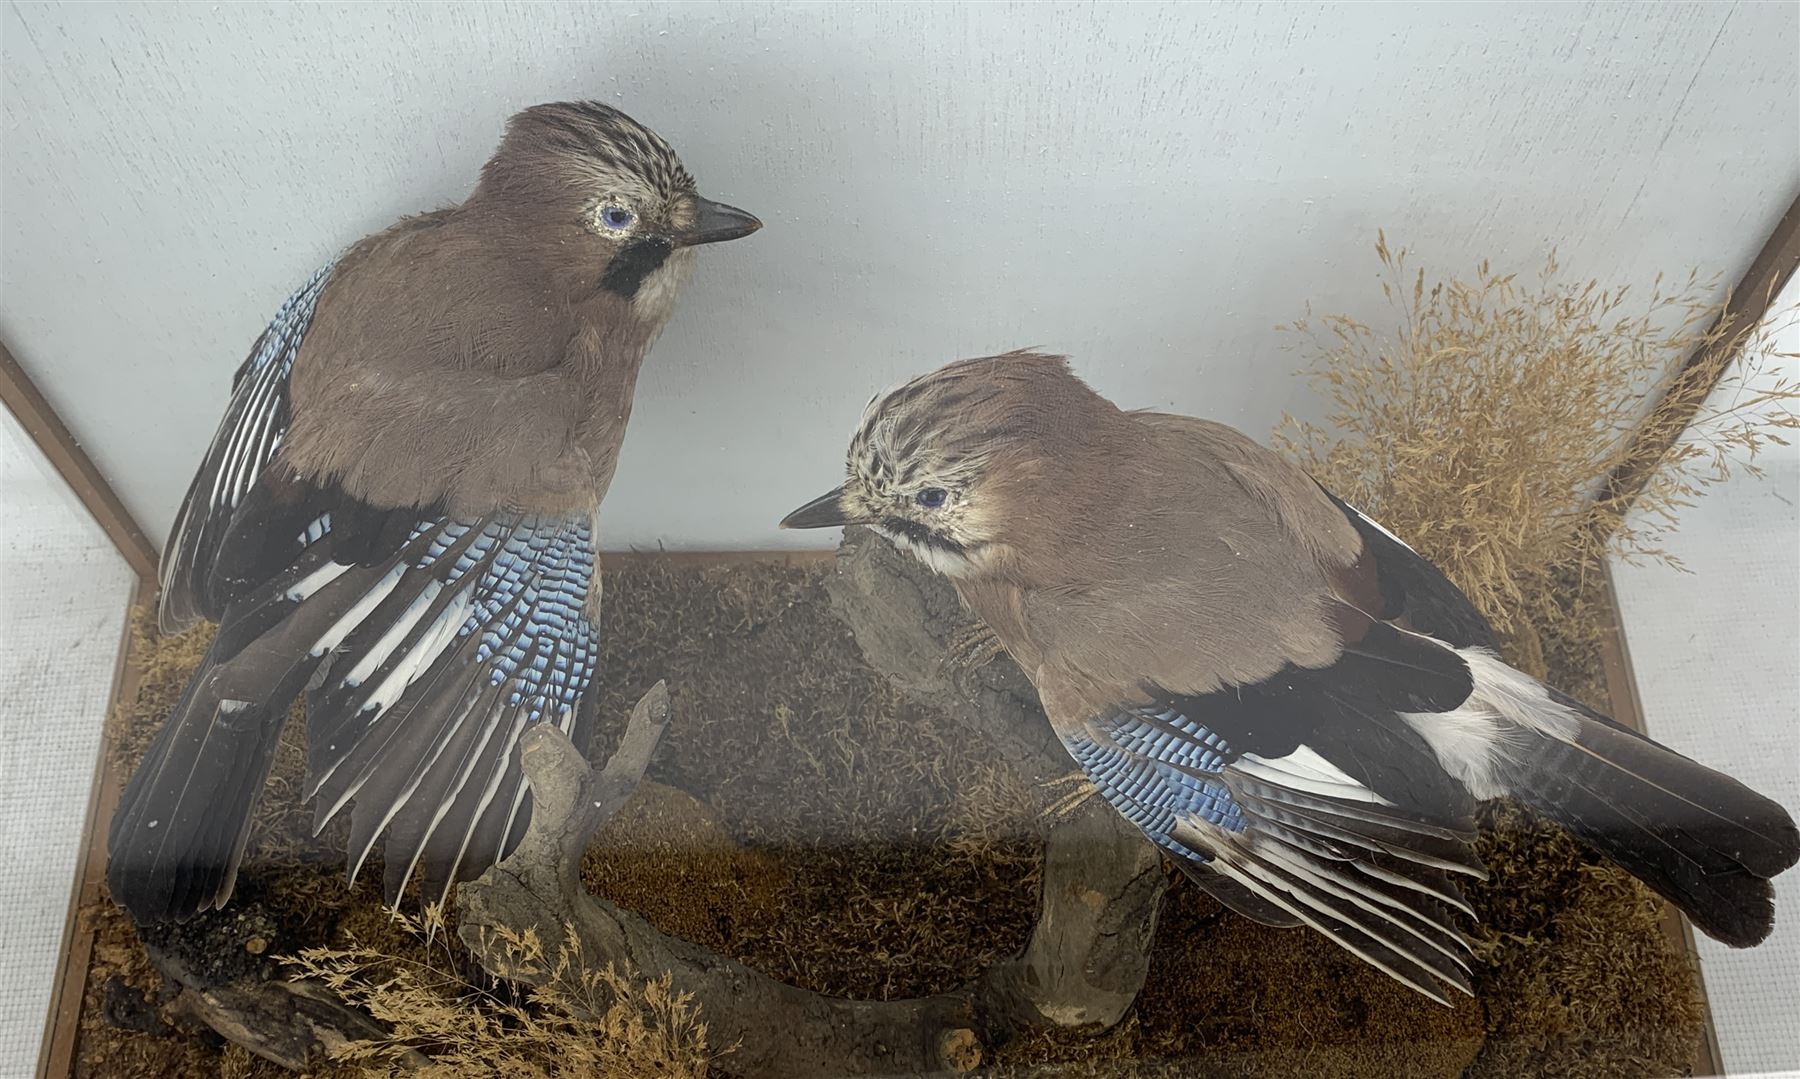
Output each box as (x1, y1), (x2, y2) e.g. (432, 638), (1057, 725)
(779, 351), (1105, 578)
(472, 101), (760, 322)
(784, 350), (1798, 1005)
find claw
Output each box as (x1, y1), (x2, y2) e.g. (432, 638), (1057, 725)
(1036, 770), (1099, 822)
(944, 621), (1006, 672)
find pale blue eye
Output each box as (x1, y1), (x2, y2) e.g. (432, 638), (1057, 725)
(600, 206), (634, 230)
(917, 488), (948, 509)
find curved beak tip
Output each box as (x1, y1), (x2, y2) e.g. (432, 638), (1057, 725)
(676, 197), (762, 247)
(780, 486), (851, 530)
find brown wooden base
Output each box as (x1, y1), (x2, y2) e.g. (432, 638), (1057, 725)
(36, 580), (146, 1079)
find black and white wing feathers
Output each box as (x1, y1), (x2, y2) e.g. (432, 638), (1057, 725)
(302, 515), (601, 905)
(1057, 616), (1488, 1005)
(159, 264), (335, 634)
(113, 263), (605, 921)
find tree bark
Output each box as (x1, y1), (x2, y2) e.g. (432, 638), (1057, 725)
(146, 938), (424, 1072)
(821, 527), (1167, 1029)
(455, 684), (986, 1077)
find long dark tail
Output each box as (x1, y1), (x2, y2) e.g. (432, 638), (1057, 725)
(107, 633), (321, 923)
(1504, 688), (1799, 947)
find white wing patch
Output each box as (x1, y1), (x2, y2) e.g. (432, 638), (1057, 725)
(287, 561), (351, 602)
(343, 582), (445, 689)
(359, 590), (473, 716)
(1236, 745), (1394, 805)
(308, 564), (406, 657)
(1400, 646), (1581, 800)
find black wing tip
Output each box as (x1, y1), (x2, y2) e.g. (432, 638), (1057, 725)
(1679, 872), (1780, 949)
(105, 861), (224, 925)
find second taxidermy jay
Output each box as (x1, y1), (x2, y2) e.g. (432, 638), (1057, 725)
(108, 102), (760, 923)
(782, 350), (1799, 1004)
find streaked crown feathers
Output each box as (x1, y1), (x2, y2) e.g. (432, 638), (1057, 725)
(487, 101), (696, 198)
(847, 350), (1082, 490)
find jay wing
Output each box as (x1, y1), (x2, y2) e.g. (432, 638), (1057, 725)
(158, 264), (335, 635)
(1053, 608), (1491, 1005)
(114, 465), (601, 917)
(1322, 490), (1500, 652)
(302, 512), (600, 908)
(109, 264), (602, 921)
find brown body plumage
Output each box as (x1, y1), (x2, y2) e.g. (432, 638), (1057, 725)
(285, 104), (736, 518)
(110, 102), (759, 923)
(785, 350), (1800, 1004)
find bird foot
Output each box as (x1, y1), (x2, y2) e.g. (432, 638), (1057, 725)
(944, 621), (1006, 672)
(1037, 770), (1100, 822)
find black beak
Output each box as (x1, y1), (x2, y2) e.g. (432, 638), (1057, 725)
(780, 486), (858, 530)
(673, 197), (762, 247)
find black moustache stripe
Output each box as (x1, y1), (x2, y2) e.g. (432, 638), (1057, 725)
(600, 236), (674, 298)
(880, 516), (967, 557)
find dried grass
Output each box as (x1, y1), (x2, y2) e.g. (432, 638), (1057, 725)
(286, 911), (717, 1079)
(1273, 234), (1799, 673)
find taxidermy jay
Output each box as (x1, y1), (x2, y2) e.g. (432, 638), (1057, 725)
(782, 350), (1799, 1004)
(108, 102), (760, 923)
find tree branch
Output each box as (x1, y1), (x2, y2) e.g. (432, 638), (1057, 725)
(455, 532), (1171, 1075)
(455, 684), (984, 1077)
(139, 536), (1165, 1076)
